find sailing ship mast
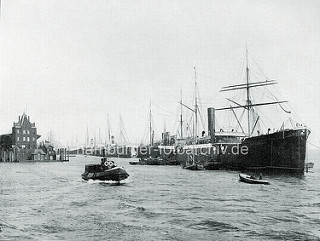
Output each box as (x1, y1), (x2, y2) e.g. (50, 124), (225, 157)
(180, 90), (183, 138)
(86, 126), (89, 147)
(192, 67), (198, 165)
(104, 114), (111, 158)
(118, 114), (128, 145)
(149, 101), (153, 146)
(246, 48), (251, 137)
(178, 67), (200, 143)
(107, 114), (111, 144)
(178, 67), (202, 167)
(216, 48), (288, 137)
(194, 67), (198, 145)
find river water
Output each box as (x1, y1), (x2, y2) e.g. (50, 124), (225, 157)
(1, 151), (320, 240)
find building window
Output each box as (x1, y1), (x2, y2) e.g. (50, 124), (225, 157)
(23, 137), (26, 141)
(27, 137), (30, 142)
(22, 145), (25, 149)
(33, 137), (35, 141)
(17, 137), (20, 141)
(27, 130), (30, 134)
(23, 130), (26, 134)
(17, 129), (20, 134)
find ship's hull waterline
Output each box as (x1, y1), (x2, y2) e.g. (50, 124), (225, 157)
(177, 128), (310, 174)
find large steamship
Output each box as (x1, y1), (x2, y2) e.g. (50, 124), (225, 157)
(175, 49), (310, 173)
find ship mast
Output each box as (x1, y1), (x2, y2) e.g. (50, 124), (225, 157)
(178, 68), (198, 142)
(180, 89), (183, 138)
(194, 67), (198, 144)
(216, 48), (288, 137)
(178, 68), (201, 166)
(86, 126), (89, 147)
(246, 47), (251, 137)
(194, 67), (198, 165)
(149, 101), (152, 146)
(107, 114), (111, 144)
(119, 114), (127, 145)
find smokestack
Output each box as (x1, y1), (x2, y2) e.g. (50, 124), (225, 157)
(207, 108), (215, 143)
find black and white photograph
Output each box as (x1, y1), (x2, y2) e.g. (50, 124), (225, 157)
(0, 0), (319, 240)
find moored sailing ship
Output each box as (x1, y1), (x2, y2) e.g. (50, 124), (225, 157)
(136, 102), (179, 165)
(105, 114), (138, 158)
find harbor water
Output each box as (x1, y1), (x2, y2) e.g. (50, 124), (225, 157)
(1, 151), (320, 240)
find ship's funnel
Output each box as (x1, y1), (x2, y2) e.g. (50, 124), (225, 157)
(162, 132), (170, 145)
(207, 108), (215, 143)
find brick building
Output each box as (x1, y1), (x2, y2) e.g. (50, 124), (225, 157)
(11, 113), (41, 161)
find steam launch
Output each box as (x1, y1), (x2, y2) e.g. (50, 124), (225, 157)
(177, 49), (310, 173)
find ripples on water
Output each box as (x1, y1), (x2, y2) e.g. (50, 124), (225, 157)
(1, 151), (320, 240)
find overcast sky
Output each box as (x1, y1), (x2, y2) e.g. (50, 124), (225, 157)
(0, 0), (319, 147)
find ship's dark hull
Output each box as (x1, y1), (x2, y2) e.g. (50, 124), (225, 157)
(129, 157), (178, 165)
(137, 145), (179, 165)
(137, 146), (160, 159)
(177, 128), (310, 174)
(176, 143), (239, 170)
(238, 128), (309, 173)
(138, 157), (165, 165)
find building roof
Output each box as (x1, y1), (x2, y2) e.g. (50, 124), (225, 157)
(31, 149), (46, 155)
(13, 113), (36, 128)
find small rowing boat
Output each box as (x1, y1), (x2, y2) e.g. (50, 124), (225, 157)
(184, 163), (204, 170)
(239, 173), (269, 185)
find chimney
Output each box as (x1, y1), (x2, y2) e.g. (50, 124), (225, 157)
(207, 108), (215, 143)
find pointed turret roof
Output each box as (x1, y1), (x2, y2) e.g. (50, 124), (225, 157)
(13, 113), (36, 128)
